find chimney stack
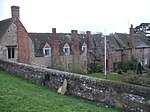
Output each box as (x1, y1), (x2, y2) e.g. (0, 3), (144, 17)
(129, 24), (134, 48)
(71, 30), (79, 53)
(129, 24), (135, 55)
(86, 31), (93, 51)
(51, 28), (59, 53)
(52, 28), (56, 34)
(11, 6), (20, 19)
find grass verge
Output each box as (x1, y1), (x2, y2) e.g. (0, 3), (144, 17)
(0, 70), (121, 112)
(86, 72), (123, 81)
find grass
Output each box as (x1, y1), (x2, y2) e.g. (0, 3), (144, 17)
(86, 72), (123, 81)
(0, 70), (121, 112)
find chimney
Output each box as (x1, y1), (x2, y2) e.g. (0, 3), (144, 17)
(129, 24), (134, 48)
(86, 31), (93, 65)
(51, 28), (59, 53)
(86, 31), (93, 51)
(71, 30), (79, 53)
(11, 6), (20, 19)
(51, 28), (60, 67)
(52, 28), (56, 34)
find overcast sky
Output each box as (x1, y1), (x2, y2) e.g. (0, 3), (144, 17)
(0, 0), (150, 34)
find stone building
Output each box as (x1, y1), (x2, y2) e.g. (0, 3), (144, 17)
(0, 6), (150, 72)
(0, 6), (30, 64)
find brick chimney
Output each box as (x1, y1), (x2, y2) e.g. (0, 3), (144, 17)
(51, 28), (60, 68)
(129, 24), (135, 54)
(86, 31), (94, 65)
(11, 6), (20, 19)
(71, 30), (79, 53)
(86, 31), (93, 51)
(51, 28), (59, 54)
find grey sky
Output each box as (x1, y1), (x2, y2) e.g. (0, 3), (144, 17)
(0, 0), (150, 34)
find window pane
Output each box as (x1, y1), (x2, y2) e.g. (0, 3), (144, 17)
(8, 47), (11, 59)
(12, 47), (15, 58)
(44, 48), (51, 56)
(65, 48), (68, 53)
(45, 49), (49, 55)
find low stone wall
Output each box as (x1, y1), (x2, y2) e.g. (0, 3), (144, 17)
(0, 60), (150, 112)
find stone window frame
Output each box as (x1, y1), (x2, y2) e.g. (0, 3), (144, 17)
(6, 45), (17, 59)
(43, 43), (51, 57)
(82, 42), (87, 53)
(63, 43), (70, 55)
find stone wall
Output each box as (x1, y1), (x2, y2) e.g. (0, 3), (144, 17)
(0, 60), (150, 112)
(0, 22), (18, 62)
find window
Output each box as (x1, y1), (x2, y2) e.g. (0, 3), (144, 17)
(63, 43), (70, 55)
(7, 47), (15, 59)
(144, 58), (147, 65)
(145, 49), (148, 54)
(43, 43), (51, 57)
(82, 42), (87, 53)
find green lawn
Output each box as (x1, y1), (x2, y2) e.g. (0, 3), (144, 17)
(0, 70), (121, 112)
(86, 72), (123, 81)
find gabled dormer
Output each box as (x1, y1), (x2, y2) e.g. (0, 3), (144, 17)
(63, 43), (70, 55)
(43, 43), (51, 57)
(82, 42), (87, 53)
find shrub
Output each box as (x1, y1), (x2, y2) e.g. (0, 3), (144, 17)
(122, 74), (150, 87)
(117, 57), (138, 72)
(118, 70), (122, 74)
(81, 69), (88, 75)
(88, 63), (103, 73)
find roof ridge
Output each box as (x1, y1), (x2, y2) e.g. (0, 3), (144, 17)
(0, 18), (12, 23)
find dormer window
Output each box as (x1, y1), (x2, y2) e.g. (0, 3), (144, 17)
(82, 42), (87, 53)
(63, 43), (70, 55)
(43, 43), (51, 57)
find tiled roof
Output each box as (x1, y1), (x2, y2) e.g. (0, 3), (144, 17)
(29, 33), (51, 57)
(0, 18), (13, 40)
(29, 32), (150, 57)
(134, 34), (150, 48)
(29, 32), (88, 57)
(93, 34), (121, 49)
(115, 33), (150, 48)
(114, 33), (129, 48)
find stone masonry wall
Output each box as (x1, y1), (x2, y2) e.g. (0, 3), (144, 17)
(0, 22), (18, 62)
(0, 60), (150, 112)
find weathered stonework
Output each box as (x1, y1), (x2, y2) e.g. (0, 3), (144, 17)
(0, 60), (149, 112)
(0, 22), (18, 62)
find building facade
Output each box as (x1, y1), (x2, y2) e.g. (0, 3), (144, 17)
(0, 6), (150, 73)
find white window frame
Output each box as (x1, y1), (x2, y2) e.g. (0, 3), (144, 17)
(63, 43), (70, 55)
(43, 44), (51, 57)
(144, 58), (148, 65)
(82, 42), (87, 53)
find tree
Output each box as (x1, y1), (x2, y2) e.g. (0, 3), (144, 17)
(134, 23), (150, 40)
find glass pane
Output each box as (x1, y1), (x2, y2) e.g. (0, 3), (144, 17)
(12, 47), (15, 58)
(8, 47), (11, 59)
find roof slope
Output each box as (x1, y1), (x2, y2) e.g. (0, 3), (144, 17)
(0, 18), (13, 40)
(114, 33), (150, 48)
(29, 33), (51, 57)
(29, 33), (88, 57)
